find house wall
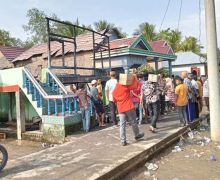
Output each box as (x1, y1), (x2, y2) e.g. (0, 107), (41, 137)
(172, 64), (206, 76)
(0, 52), (14, 70)
(0, 92), (38, 122)
(96, 55), (147, 70)
(14, 51), (94, 78)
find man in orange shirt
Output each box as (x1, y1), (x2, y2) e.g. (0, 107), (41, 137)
(175, 76), (188, 126)
(113, 74), (144, 146)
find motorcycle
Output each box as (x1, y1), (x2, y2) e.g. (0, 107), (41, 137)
(0, 144), (8, 171)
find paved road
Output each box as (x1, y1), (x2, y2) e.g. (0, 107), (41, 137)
(1, 113), (181, 180)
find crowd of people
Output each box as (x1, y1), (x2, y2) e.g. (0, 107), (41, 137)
(71, 70), (209, 146)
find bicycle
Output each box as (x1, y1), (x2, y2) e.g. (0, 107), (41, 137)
(0, 144), (8, 171)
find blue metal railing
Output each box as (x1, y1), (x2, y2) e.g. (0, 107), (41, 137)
(23, 68), (78, 116)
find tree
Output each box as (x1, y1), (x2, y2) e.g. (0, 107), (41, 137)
(0, 29), (23, 47)
(137, 63), (155, 74)
(157, 28), (182, 52)
(56, 19), (92, 37)
(94, 20), (127, 38)
(94, 20), (114, 32)
(23, 8), (59, 44)
(133, 22), (157, 41)
(179, 36), (202, 54)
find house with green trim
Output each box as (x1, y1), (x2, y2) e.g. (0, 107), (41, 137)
(95, 35), (176, 75)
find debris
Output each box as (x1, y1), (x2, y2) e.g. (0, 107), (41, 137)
(173, 178), (179, 180)
(209, 155), (217, 161)
(199, 127), (206, 131)
(217, 145), (220, 150)
(152, 175), (158, 180)
(184, 155), (190, 158)
(145, 163), (159, 171)
(188, 132), (194, 139)
(41, 143), (55, 148)
(177, 139), (184, 147)
(172, 146), (182, 153)
(144, 171), (151, 176)
(204, 137), (211, 144)
(193, 153), (202, 158)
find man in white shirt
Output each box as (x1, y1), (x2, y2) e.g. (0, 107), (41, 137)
(203, 77), (209, 110)
(105, 71), (118, 125)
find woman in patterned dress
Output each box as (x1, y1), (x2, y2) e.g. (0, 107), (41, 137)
(166, 77), (175, 111)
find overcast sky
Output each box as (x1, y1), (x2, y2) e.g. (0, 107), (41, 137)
(0, 0), (219, 50)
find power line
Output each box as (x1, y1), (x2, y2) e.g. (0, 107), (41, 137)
(177, 0), (183, 30)
(159, 0), (171, 31)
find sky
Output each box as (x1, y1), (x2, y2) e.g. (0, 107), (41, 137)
(0, 0), (220, 50)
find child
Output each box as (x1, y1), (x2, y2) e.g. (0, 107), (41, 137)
(76, 83), (91, 132)
(175, 76), (188, 126)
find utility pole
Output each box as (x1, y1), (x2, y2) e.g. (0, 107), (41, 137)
(204, 0), (220, 141)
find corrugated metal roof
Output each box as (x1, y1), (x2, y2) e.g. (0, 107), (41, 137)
(173, 52), (206, 66)
(0, 46), (27, 61)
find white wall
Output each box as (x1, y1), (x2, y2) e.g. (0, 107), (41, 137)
(172, 64), (206, 76)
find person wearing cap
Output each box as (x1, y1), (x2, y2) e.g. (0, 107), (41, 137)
(113, 74), (144, 146)
(181, 71), (195, 123)
(105, 71), (118, 125)
(140, 74), (160, 132)
(90, 79), (105, 127)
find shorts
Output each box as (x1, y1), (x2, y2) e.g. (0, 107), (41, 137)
(94, 100), (105, 114)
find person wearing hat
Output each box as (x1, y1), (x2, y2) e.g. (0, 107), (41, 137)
(105, 71), (118, 125)
(90, 79), (105, 127)
(113, 74), (145, 146)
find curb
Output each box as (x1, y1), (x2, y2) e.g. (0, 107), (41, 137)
(96, 114), (209, 180)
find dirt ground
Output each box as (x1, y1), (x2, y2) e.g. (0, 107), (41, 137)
(0, 138), (44, 160)
(126, 122), (220, 180)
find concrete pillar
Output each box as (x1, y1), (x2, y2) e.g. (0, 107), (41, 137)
(124, 66), (130, 74)
(205, 0), (220, 141)
(155, 58), (159, 73)
(8, 93), (13, 122)
(168, 60), (172, 76)
(15, 90), (25, 140)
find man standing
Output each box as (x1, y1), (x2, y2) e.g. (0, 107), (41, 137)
(175, 76), (188, 126)
(203, 77), (209, 111)
(105, 71), (118, 125)
(90, 80), (105, 127)
(76, 83), (90, 132)
(181, 72), (195, 123)
(113, 74), (144, 146)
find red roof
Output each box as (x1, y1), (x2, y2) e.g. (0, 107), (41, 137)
(109, 37), (136, 50)
(149, 40), (173, 54)
(0, 46), (27, 61)
(13, 30), (107, 62)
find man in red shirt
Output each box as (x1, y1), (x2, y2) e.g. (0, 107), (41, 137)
(113, 74), (145, 146)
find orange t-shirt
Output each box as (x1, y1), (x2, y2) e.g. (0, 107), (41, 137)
(113, 77), (138, 113)
(175, 83), (188, 106)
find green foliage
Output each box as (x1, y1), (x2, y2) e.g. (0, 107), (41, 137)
(133, 22), (157, 41)
(157, 67), (169, 77)
(55, 19), (92, 37)
(94, 20), (114, 32)
(137, 63), (155, 74)
(23, 8), (58, 44)
(179, 36), (202, 54)
(94, 20), (127, 38)
(0, 29), (23, 47)
(157, 28), (182, 52)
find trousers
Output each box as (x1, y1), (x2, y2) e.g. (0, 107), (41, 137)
(118, 109), (140, 143)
